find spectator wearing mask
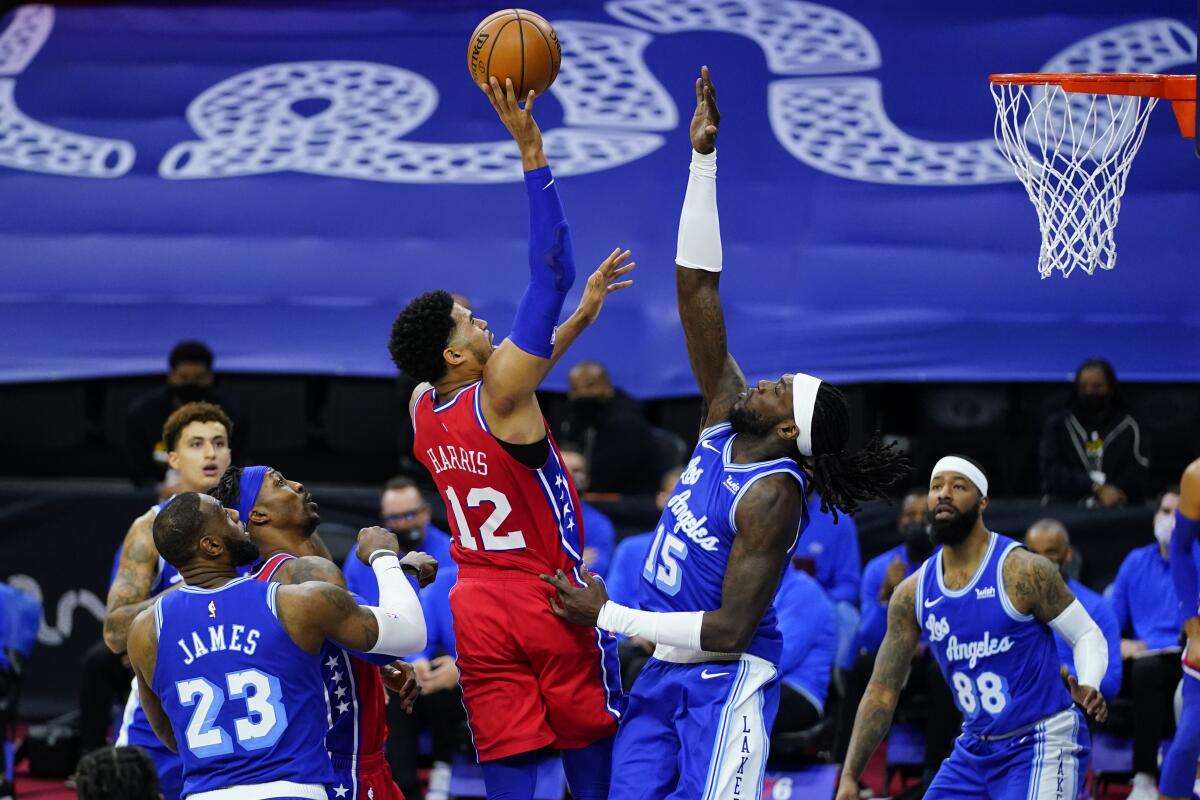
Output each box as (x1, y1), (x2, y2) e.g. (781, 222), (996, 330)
(795, 492), (861, 670)
(1024, 519), (1122, 700)
(125, 341), (247, 491)
(559, 443), (616, 577)
(605, 466), (683, 689)
(341, 476), (460, 798)
(835, 491), (959, 775)
(774, 567), (837, 735)
(1040, 358), (1150, 507)
(555, 360), (667, 495)
(1110, 487), (1185, 800)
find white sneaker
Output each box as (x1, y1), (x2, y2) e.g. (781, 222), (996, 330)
(1127, 772), (1158, 800)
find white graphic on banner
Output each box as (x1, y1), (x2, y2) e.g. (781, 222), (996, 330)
(605, 0), (879, 74)
(161, 22), (670, 183)
(0, 5), (134, 178)
(769, 78), (1016, 184)
(7, 574), (105, 647)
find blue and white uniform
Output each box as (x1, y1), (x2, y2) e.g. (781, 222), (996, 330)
(115, 499), (187, 800)
(152, 576), (335, 800)
(610, 422), (808, 800)
(916, 532), (1089, 800)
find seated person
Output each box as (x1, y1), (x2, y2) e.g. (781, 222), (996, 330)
(560, 443), (616, 577)
(1024, 519), (1122, 700)
(796, 492), (861, 669)
(774, 566), (836, 744)
(1110, 487), (1185, 800)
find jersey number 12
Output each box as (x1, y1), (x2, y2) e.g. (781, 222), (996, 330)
(446, 486), (527, 551)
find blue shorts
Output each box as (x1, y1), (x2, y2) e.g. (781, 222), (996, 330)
(610, 654), (780, 800)
(925, 707), (1089, 800)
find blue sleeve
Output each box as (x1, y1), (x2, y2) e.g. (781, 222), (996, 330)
(1093, 596), (1124, 699)
(341, 546), (380, 606)
(1110, 557), (1132, 637)
(856, 557), (890, 654)
(830, 518), (862, 606)
(509, 164), (575, 358)
(777, 576), (819, 675)
(583, 508), (615, 578)
(1171, 511), (1200, 615)
(606, 534), (650, 609)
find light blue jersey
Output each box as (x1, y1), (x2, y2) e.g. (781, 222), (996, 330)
(637, 422), (808, 664)
(152, 577), (334, 799)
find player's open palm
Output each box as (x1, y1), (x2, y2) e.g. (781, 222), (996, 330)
(575, 248), (635, 325)
(540, 567), (609, 627)
(690, 65), (720, 154)
(481, 76), (542, 155)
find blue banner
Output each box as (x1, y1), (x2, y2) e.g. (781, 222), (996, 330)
(1, 1), (1196, 395)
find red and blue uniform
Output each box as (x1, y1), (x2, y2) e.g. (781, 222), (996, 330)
(253, 553), (403, 800)
(412, 381), (622, 761)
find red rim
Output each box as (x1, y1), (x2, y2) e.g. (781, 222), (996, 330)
(989, 72), (1195, 100)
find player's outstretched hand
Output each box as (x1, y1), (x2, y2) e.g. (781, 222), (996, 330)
(481, 76), (543, 158)
(399, 551), (438, 587)
(690, 65), (720, 154)
(356, 526), (399, 563)
(539, 567), (609, 627)
(1067, 675), (1107, 722)
(574, 248), (636, 326)
(380, 660), (420, 714)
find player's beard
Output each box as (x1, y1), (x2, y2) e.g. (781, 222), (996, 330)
(728, 402), (776, 437)
(224, 532), (261, 567)
(929, 498), (981, 546)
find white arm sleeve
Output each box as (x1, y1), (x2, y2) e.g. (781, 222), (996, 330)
(597, 601), (704, 650)
(675, 148), (722, 272)
(1049, 599), (1108, 691)
(365, 551), (427, 657)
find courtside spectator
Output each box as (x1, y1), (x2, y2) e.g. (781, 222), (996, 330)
(1040, 358), (1150, 506)
(775, 567), (837, 734)
(560, 443), (616, 577)
(796, 492), (861, 670)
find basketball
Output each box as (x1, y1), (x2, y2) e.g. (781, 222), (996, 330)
(467, 9), (561, 98)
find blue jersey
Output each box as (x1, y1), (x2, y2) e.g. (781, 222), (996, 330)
(916, 533), (1072, 737)
(152, 577), (335, 796)
(637, 422), (808, 664)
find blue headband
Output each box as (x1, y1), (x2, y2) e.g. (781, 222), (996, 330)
(235, 466), (269, 525)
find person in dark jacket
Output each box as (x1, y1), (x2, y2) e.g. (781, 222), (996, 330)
(555, 360), (667, 495)
(1039, 358), (1150, 506)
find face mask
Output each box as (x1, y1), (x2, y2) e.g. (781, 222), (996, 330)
(1155, 515), (1174, 547)
(901, 522), (934, 561)
(389, 525), (425, 551)
(570, 397), (609, 422)
(172, 384), (213, 404)
(1077, 394), (1110, 416)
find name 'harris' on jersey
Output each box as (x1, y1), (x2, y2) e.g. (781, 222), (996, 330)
(916, 532), (1073, 737)
(639, 422), (809, 664)
(412, 382), (584, 577)
(152, 577), (334, 798)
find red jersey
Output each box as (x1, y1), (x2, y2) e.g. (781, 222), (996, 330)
(412, 381), (585, 578)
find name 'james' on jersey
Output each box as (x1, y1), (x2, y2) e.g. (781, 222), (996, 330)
(915, 532), (1073, 737)
(412, 381), (584, 578)
(638, 422), (809, 665)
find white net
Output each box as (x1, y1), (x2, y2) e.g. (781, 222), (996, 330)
(990, 80), (1158, 278)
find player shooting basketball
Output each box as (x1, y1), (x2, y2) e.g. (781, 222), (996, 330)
(386, 76), (633, 800)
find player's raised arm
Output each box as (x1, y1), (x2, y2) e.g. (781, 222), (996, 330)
(105, 511), (169, 653)
(1003, 547), (1109, 721)
(835, 576), (921, 800)
(125, 606), (177, 752)
(277, 527), (432, 657)
(675, 66), (747, 430)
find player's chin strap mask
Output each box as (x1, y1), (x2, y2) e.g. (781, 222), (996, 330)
(930, 456), (989, 498)
(791, 373), (823, 457)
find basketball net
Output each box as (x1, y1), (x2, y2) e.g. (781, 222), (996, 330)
(990, 81), (1158, 279)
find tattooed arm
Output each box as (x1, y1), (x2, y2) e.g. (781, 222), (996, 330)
(836, 576), (921, 800)
(104, 511), (165, 653)
(125, 606), (176, 752)
(277, 582), (383, 655)
(275, 555), (346, 589)
(1003, 548), (1108, 720)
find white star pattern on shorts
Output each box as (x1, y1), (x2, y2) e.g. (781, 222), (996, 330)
(331, 670), (343, 683)
(333, 786), (348, 798)
(334, 685), (347, 699)
(325, 655), (339, 670)
(337, 700), (350, 715)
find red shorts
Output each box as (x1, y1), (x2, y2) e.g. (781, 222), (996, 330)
(450, 570), (623, 761)
(331, 750), (403, 800)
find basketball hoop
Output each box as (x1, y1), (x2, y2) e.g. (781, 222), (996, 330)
(989, 73), (1196, 278)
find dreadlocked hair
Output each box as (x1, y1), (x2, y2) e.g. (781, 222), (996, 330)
(75, 746), (161, 800)
(209, 465), (243, 510)
(388, 290), (457, 383)
(807, 383), (910, 522)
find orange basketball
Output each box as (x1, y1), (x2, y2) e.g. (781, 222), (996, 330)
(467, 9), (561, 98)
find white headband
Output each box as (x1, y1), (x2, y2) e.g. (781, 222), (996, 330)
(931, 456), (989, 497)
(791, 373), (823, 457)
